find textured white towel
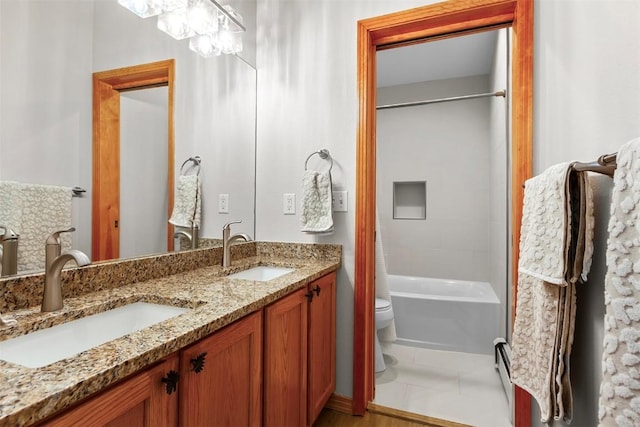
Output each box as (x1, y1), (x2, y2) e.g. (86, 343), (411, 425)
(169, 175), (201, 229)
(19, 183), (72, 271)
(598, 137), (640, 427)
(300, 170), (334, 233)
(512, 162), (594, 423)
(0, 181), (23, 233)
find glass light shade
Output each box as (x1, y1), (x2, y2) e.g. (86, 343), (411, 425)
(118, 0), (163, 18)
(221, 5), (243, 32)
(218, 5), (243, 54)
(189, 34), (222, 58)
(159, 0), (188, 13)
(218, 29), (242, 54)
(187, 0), (218, 35)
(157, 8), (195, 40)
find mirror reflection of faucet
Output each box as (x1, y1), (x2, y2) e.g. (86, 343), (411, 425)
(173, 224), (199, 251)
(42, 228), (91, 312)
(0, 225), (19, 277)
(222, 220), (252, 267)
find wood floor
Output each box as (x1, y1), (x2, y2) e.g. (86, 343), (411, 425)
(313, 405), (469, 427)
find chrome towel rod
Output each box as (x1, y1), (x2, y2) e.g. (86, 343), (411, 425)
(377, 90), (506, 110)
(72, 187), (86, 197)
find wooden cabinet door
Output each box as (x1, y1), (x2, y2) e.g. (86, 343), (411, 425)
(263, 287), (308, 427)
(307, 272), (337, 426)
(42, 355), (179, 427)
(179, 311), (262, 427)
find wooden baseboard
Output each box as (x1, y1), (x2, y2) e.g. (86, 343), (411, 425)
(324, 394), (353, 415)
(367, 403), (470, 427)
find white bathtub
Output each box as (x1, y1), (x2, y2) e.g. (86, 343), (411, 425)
(388, 274), (501, 355)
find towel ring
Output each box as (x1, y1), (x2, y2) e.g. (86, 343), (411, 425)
(180, 156), (201, 176)
(304, 149), (333, 172)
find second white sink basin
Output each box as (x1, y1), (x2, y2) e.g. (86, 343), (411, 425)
(0, 302), (189, 368)
(227, 266), (295, 282)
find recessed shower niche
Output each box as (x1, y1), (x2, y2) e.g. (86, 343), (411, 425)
(392, 181), (426, 220)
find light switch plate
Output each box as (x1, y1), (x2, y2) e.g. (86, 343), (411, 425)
(333, 191), (347, 212)
(218, 194), (229, 213)
(283, 193), (296, 215)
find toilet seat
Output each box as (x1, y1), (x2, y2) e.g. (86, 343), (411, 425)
(375, 298), (394, 325)
(375, 298), (391, 311)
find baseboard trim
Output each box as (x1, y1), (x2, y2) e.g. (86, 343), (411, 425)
(367, 403), (470, 427)
(324, 394), (353, 414)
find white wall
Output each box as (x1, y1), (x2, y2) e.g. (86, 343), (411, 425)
(376, 75), (492, 281)
(120, 88), (169, 259)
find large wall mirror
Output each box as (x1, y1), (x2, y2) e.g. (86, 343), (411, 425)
(0, 0), (257, 274)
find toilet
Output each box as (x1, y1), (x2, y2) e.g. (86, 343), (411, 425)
(375, 298), (394, 373)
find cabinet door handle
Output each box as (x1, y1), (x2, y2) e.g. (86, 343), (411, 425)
(312, 285), (321, 296)
(190, 352), (207, 373)
(305, 291), (314, 302)
(161, 370), (180, 395)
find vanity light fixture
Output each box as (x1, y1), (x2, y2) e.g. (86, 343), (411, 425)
(118, 0), (244, 56)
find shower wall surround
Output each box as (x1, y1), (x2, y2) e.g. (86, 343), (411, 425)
(377, 75), (492, 281)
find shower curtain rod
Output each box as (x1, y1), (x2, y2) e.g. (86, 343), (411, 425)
(376, 90), (506, 110)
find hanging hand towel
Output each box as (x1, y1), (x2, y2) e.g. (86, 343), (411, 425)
(300, 170), (334, 234)
(19, 183), (73, 271)
(598, 137), (640, 427)
(0, 181), (24, 233)
(511, 161), (594, 423)
(169, 175), (201, 229)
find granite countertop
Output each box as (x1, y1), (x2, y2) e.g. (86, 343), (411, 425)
(0, 249), (340, 427)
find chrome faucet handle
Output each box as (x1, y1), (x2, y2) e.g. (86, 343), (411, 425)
(46, 227), (76, 245)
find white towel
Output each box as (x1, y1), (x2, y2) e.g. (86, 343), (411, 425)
(598, 137), (640, 426)
(169, 175), (201, 229)
(511, 162), (594, 423)
(300, 170), (334, 234)
(19, 183), (73, 271)
(0, 181), (24, 233)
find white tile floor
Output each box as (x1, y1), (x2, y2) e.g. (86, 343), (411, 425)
(374, 343), (512, 427)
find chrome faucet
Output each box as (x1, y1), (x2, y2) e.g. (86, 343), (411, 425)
(42, 228), (91, 312)
(222, 220), (251, 268)
(173, 225), (199, 250)
(0, 225), (19, 277)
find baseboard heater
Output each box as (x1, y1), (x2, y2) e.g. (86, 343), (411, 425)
(494, 337), (513, 422)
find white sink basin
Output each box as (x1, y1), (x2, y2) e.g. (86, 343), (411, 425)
(0, 302), (189, 368)
(227, 266), (295, 282)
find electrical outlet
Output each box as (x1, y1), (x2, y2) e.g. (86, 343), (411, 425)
(283, 193), (296, 215)
(218, 194), (229, 213)
(333, 191), (348, 212)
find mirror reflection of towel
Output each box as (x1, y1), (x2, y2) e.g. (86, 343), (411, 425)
(169, 175), (201, 229)
(300, 170), (334, 234)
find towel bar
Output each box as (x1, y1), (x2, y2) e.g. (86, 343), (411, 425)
(180, 156), (201, 176)
(305, 149), (333, 172)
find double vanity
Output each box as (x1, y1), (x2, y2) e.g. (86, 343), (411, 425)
(0, 242), (341, 426)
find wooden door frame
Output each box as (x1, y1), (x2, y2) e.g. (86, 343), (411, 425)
(92, 59), (175, 261)
(354, 0), (533, 425)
